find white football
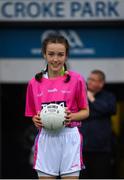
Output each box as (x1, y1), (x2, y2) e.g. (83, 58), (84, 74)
(40, 103), (66, 131)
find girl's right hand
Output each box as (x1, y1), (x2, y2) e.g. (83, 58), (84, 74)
(32, 112), (43, 128)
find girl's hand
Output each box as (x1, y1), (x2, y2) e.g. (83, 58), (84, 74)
(32, 111), (43, 128)
(64, 107), (74, 126)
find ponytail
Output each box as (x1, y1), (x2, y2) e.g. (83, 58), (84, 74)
(64, 64), (71, 83)
(35, 65), (48, 82)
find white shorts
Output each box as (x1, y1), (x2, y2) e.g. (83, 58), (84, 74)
(33, 127), (84, 176)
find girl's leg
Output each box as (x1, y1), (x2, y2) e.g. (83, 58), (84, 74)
(61, 171), (79, 179)
(37, 170), (56, 179)
(62, 176), (78, 179)
(39, 176), (56, 179)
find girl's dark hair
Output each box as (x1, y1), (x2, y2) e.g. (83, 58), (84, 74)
(35, 34), (70, 83)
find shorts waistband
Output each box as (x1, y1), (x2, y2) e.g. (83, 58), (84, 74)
(41, 126), (78, 135)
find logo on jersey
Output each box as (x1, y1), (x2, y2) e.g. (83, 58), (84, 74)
(37, 92), (43, 97)
(48, 88), (58, 93)
(61, 90), (71, 94)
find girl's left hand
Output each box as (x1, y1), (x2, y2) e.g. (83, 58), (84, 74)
(64, 107), (74, 126)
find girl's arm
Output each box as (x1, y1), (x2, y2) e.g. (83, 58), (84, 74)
(65, 107), (89, 123)
(32, 112), (43, 128)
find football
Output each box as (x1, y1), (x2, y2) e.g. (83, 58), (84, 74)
(40, 103), (66, 131)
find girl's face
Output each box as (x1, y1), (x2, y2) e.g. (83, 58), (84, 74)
(44, 43), (67, 75)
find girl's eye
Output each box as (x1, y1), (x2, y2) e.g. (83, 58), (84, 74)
(48, 53), (54, 56)
(47, 52), (65, 57)
(58, 53), (64, 57)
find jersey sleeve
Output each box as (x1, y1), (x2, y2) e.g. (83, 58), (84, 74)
(76, 75), (88, 110)
(25, 81), (36, 117)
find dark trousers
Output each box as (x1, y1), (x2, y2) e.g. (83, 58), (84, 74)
(80, 152), (112, 179)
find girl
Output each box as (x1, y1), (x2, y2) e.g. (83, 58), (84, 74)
(25, 34), (89, 179)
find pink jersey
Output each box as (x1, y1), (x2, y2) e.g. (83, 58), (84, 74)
(25, 71), (88, 127)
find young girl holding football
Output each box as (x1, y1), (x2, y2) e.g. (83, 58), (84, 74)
(25, 34), (89, 179)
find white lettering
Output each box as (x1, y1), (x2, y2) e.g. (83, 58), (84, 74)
(48, 88), (58, 93)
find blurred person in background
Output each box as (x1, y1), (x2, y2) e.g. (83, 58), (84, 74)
(79, 70), (117, 179)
